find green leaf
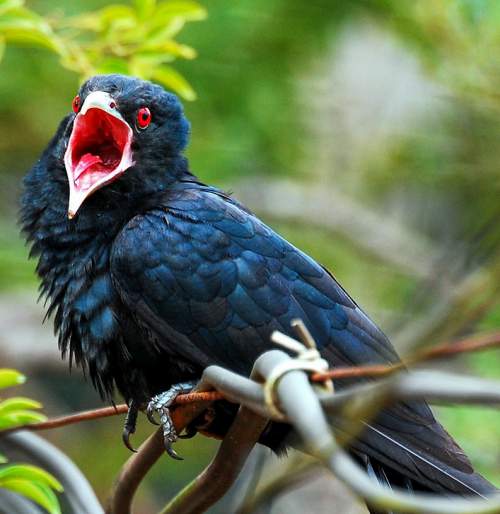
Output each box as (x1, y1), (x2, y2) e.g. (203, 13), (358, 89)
(0, 479), (61, 514)
(0, 0), (24, 16)
(0, 369), (25, 389)
(145, 16), (185, 44)
(152, 65), (196, 100)
(134, 0), (156, 20)
(2, 28), (61, 52)
(0, 36), (5, 62)
(0, 464), (63, 491)
(0, 397), (42, 416)
(0, 10), (63, 53)
(95, 57), (130, 75)
(134, 50), (175, 65)
(140, 40), (196, 59)
(130, 54), (171, 76)
(0, 410), (47, 430)
(0, 453), (7, 464)
(155, 0), (207, 21)
(66, 5), (136, 33)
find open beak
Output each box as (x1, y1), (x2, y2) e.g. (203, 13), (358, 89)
(64, 91), (134, 219)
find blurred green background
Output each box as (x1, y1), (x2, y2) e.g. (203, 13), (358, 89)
(1, 1), (499, 512)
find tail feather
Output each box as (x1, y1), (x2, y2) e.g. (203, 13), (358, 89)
(353, 420), (496, 498)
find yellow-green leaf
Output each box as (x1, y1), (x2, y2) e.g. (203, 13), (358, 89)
(0, 369), (25, 389)
(152, 65), (196, 100)
(130, 54), (172, 77)
(0, 1), (24, 10)
(0, 464), (63, 492)
(135, 50), (175, 64)
(0, 36), (4, 61)
(0, 397), (42, 416)
(0, 0), (24, 16)
(65, 5), (136, 33)
(0, 410), (47, 430)
(3, 28), (62, 52)
(95, 57), (130, 75)
(134, 0), (156, 20)
(145, 16), (185, 44)
(141, 40), (196, 59)
(155, 1), (207, 21)
(0, 479), (61, 514)
(0, 11), (63, 53)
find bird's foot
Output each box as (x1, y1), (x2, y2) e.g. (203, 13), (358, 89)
(146, 381), (197, 460)
(122, 400), (139, 452)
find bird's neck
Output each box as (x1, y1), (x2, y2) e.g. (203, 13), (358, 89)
(21, 149), (192, 397)
(23, 152), (192, 248)
(21, 140), (194, 303)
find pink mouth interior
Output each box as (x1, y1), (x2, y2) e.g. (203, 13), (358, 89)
(69, 108), (130, 191)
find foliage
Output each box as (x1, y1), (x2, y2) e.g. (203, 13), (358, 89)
(0, 0), (499, 508)
(371, 0), (500, 107)
(0, 0), (206, 100)
(0, 368), (63, 514)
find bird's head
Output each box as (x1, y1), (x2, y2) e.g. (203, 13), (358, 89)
(62, 74), (190, 218)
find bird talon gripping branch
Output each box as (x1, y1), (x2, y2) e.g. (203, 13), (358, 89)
(146, 381), (197, 459)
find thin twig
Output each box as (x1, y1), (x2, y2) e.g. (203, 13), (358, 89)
(0, 393), (224, 436)
(2, 330), (497, 437)
(106, 428), (164, 514)
(312, 329), (500, 382)
(0, 404), (129, 435)
(418, 330), (500, 360)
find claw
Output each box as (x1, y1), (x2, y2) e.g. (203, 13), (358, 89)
(122, 401), (139, 453)
(147, 403), (160, 425)
(145, 381), (198, 460)
(166, 443), (184, 461)
(122, 427), (137, 453)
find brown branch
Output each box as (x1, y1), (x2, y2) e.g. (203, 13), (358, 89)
(311, 363), (402, 382)
(107, 399), (213, 514)
(417, 329), (500, 360)
(106, 428), (163, 514)
(173, 391), (224, 405)
(312, 329), (500, 383)
(0, 392), (225, 436)
(0, 404), (129, 435)
(1, 329), (497, 439)
(160, 406), (268, 514)
(2, 331), (498, 437)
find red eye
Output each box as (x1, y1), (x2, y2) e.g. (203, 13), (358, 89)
(72, 95), (81, 113)
(136, 107), (151, 129)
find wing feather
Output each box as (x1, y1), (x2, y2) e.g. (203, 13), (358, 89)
(111, 184), (493, 495)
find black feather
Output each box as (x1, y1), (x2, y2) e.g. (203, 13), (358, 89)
(21, 75), (496, 504)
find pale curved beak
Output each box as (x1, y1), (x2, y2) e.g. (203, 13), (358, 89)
(64, 91), (134, 219)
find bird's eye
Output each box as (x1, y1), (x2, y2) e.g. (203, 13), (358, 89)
(72, 95), (81, 113)
(136, 107), (151, 129)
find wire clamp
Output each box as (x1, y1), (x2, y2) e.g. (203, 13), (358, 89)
(264, 319), (334, 419)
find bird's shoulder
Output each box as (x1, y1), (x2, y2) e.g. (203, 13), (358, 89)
(110, 181), (355, 313)
(109, 182), (392, 366)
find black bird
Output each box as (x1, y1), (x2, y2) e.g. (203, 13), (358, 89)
(21, 75), (495, 507)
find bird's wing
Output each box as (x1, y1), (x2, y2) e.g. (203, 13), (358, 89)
(110, 184), (490, 495)
(110, 184), (397, 373)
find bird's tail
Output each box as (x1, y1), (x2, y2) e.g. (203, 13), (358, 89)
(358, 451), (496, 514)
